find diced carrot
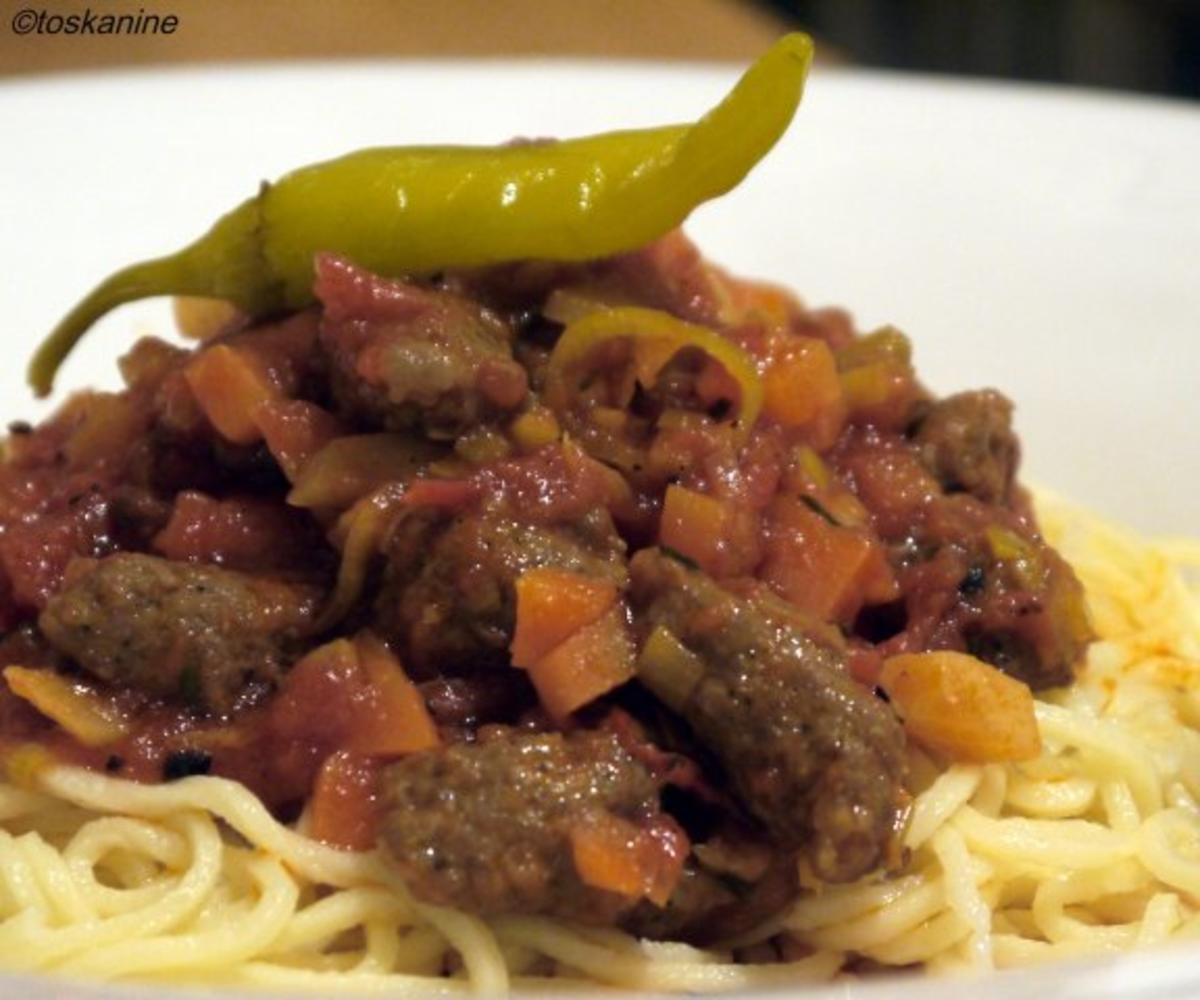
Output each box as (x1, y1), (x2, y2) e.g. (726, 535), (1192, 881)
(761, 498), (898, 624)
(879, 651), (1042, 763)
(308, 750), (380, 851)
(510, 568), (618, 669)
(659, 484), (731, 575)
(256, 400), (343, 481)
(762, 337), (844, 434)
(570, 815), (643, 898)
(3, 666), (129, 747)
(183, 344), (281, 445)
(526, 605), (635, 721)
(570, 812), (688, 906)
(659, 484), (762, 578)
(352, 635), (440, 756)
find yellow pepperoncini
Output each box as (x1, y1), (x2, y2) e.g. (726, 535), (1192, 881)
(30, 33), (813, 396)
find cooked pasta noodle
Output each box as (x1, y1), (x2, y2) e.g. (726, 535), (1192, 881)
(0, 490), (1196, 992)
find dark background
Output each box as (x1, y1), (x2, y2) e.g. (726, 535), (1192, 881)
(766, 0), (1200, 98)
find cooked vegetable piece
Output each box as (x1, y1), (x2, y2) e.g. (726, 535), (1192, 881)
(631, 549), (906, 883)
(351, 634), (440, 756)
(288, 433), (446, 509)
(569, 812), (687, 907)
(761, 336), (844, 434)
(183, 344), (280, 446)
(544, 306), (763, 441)
(255, 400), (343, 481)
(173, 296), (245, 341)
(314, 485), (407, 632)
(308, 750), (379, 851)
(526, 604), (636, 720)
(2, 666), (130, 747)
(152, 491), (323, 572)
(61, 393), (149, 470)
(658, 485), (735, 577)
(834, 326), (912, 371)
(761, 497), (898, 624)
(38, 554), (318, 713)
(878, 651), (1041, 763)
(509, 407), (561, 453)
(510, 567), (618, 668)
(30, 33), (813, 396)
(635, 624), (706, 714)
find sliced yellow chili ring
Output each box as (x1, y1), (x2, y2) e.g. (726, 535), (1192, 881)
(544, 306), (763, 440)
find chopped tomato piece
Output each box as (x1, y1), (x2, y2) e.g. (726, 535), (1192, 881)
(309, 750), (380, 851)
(271, 637), (438, 759)
(352, 635), (440, 756)
(152, 491), (316, 571)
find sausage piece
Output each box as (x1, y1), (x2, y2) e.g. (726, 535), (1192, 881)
(631, 549), (907, 883)
(316, 255), (528, 439)
(39, 553), (318, 713)
(377, 507), (626, 675)
(379, 729), (661, 923)
(914, 389), (1018, 505)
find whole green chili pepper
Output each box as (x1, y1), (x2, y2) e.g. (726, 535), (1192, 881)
(30, 33), (813, 396)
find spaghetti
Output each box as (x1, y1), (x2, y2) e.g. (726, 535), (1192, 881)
(0, 491), (1195, 993)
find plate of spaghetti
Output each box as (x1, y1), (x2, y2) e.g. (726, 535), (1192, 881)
(0, 34), (1198, 999)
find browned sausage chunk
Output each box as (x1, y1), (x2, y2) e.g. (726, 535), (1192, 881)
(377, 507), (626, 675)
(379, 730), (660, 923)
(630, 549), (906, 883)
(38, 553), (318, 713)
(914, 389), (1018, 505)
(316, 255), (528, 439)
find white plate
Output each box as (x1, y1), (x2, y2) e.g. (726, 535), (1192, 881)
(0, 59), (1198, 998)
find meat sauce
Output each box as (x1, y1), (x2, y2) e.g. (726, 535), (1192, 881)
(0, 231), (1093, 937)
